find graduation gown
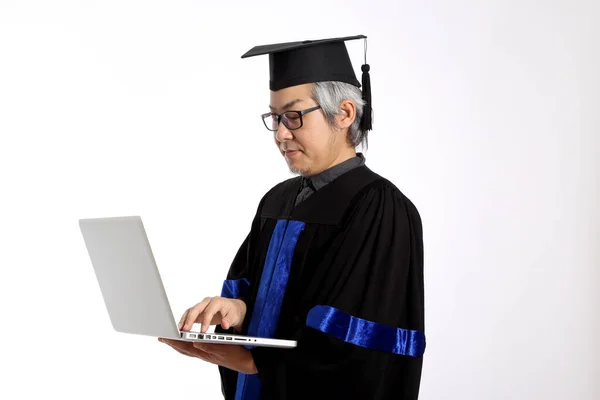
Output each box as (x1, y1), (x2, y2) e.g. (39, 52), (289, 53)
(215, 165), (425, 400)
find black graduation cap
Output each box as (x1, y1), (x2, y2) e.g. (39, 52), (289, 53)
(241, 34), (372, 131)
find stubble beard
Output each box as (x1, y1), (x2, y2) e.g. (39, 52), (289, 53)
(287, 161), (310, 177)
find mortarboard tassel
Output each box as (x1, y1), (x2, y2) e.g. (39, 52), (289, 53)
(360, 63), (372, 132)
(360, 37), (372, 132)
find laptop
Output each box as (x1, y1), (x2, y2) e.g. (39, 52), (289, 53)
(78, 215), (296, 349)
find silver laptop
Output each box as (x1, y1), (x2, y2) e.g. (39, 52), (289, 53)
(78, 215), (296, 349)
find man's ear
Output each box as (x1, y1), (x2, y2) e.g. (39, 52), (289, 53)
(336, 100), (357, 129)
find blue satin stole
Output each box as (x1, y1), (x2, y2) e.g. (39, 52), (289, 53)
(221, 219), (305, 400)
(306, 305), (426, 357)
(221, 278), (250, 299)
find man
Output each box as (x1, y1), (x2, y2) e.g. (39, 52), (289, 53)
(160, 35), (426, 399)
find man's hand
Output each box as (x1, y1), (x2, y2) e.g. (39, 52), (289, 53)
(178, 296), (247, 333)
(158, 338), (258, 374)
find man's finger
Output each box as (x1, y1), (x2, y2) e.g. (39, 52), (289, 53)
(182, 297), (212, 331)
(193, 342), (221, 354)
(163, 339), (214, 362)
(172, 345), (195, 358)
(178, 309), (190, 330)
(220, 307), (233, 330)
(200, 298), (224, 333)
(160, 339), (196, 357)
(159, 338), (188, 349)
(159, 339), (188, 351)
(192, 343), (218, 364)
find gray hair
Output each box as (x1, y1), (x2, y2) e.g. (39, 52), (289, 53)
(309, 81), (371, 148)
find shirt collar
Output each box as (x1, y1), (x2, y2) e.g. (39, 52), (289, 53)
(303, 153), (366, 191)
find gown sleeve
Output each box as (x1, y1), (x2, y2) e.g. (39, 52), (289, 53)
(250, 181), (426, 399)
(218, 232), (252, 302)
(218, 195), (267, 303)
(215, 196), (266, 399)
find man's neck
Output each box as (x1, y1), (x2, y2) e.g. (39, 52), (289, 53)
(319, 148), (357, 175)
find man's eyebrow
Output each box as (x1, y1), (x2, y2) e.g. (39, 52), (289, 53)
(269, 99), (304, 113)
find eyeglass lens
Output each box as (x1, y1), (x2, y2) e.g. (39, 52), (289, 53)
(264, 112), (302, 131)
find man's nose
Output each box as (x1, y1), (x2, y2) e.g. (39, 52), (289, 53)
(275, 122), (293, 142)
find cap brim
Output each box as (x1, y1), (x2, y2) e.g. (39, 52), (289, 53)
(241, 34), (366, 58)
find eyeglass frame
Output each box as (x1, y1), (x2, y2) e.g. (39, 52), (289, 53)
(261, 105), (322, 131)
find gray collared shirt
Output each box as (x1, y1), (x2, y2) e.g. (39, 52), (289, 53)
(295, 153), (366, 206)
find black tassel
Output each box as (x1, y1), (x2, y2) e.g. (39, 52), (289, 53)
(360, 63), (372, 132)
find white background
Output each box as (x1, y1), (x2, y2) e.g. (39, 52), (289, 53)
(1, 1), (598, 399)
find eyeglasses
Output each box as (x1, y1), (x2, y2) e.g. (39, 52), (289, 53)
(261, 105), (322, 131)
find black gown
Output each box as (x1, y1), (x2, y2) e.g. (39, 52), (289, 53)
(215, 165), (425, 400)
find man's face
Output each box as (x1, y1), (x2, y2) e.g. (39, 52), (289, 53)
(268, 83), (344, 176)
